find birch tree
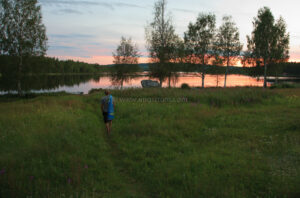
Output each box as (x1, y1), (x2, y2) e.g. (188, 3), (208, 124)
(184, 13), (216, 88)
(215, 16), (242, 87)
(0, 0), (48, 95)
(145, 0), (178, 86)
(246, 7), (289, 88)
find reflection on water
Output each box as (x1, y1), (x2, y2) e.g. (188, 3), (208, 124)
(0, 73), (269, 94)
(92, 74), (268, 90)
(0, 75), (97, 94)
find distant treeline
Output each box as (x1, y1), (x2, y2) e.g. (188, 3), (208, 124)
(0, 55), (110, 75)
(281, 62), (300, 76)
(0, 55), (299, 77)
(142, 63), (300, 76)
(242, 62), (300, 77)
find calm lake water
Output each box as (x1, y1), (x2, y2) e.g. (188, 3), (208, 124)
(0, 73), (278, 95)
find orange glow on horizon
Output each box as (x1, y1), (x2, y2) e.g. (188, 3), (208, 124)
(289, 58), (300, 63)
(289, 51), (300, 63)
(49, 55), (300, 65)
(50, 55), (150, 65)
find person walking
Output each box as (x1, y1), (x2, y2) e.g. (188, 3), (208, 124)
(101, 90), (115, 135)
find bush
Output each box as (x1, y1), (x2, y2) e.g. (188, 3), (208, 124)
(181, 83), (191, 89)
(88, 88), (104, 94)
(270, 83), (296, 89)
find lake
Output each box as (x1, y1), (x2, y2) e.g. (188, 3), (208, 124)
(0, 73), (295, 95)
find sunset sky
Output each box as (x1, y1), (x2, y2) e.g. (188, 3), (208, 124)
(39, 0), (300, 65)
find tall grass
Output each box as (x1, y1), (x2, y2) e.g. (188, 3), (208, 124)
(108, 87), (280, 107)
(0, 88), (299, 197)
(0, 96), (135, 197)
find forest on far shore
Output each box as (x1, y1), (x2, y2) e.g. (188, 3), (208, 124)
(0, 55), (300, 77)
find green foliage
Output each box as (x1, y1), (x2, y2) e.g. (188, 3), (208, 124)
(0, 0), (48, 95)
(246, 62), (300, 77)
(279, 62), (300, 76)
(0, 55), (110, 75)
(270, 83), (296, 89)
(247, 7), (275, 62)
(246, 7), (290, 87)
(146, 0), (178, 63)
(113, 37), (139, 65)
(214, 16), (243, 87)
(110, 64), (141, 88)
(149, 63), (181, 87)
(184, 13), (216, 64)
(184, 13), (216, 87)
(111, 37), (141, 88)
(0, 0), (47, 57)
(171, 37), (188, 64)
(181, 83), (190, 89)
(145, 0), (180, 85)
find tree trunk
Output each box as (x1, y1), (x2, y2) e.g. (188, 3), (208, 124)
(18, 55), (23, 96)
(159, 78), (163, 87)
(224, 67), (228, 88)
(263, 59), (267, 88)
(202, 72), (205, 88)
(168, 75), (171, 88)
(224, 57), (230, 88)
(201, 60), (205, 88)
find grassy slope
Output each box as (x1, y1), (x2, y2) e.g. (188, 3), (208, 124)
(0, 88), (299, 198)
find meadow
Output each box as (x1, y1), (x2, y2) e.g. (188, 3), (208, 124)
(0, 88), (299, 198)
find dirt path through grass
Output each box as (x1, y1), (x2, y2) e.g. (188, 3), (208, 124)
(103, 132), (149, 198)
(87, 96), (150, 197)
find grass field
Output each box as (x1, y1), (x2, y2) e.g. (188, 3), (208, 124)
(0, 88), (299, 197)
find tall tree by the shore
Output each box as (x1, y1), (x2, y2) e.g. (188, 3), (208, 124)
(215, 16), (242, 88)
(111, 37), (140, 89)
(246, 7), (289, 88)
(113, 37), (139, 65)
(145, 0), (179, 87)
(0, 0), (48, 95)
(184, 13), (216, 88)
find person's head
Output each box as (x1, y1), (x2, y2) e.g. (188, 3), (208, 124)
(104, 90), (109, 95)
